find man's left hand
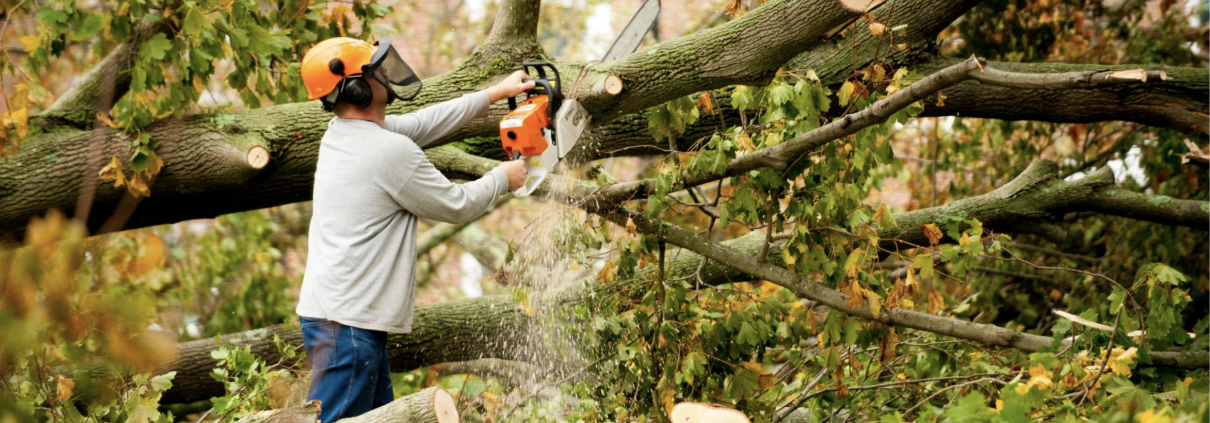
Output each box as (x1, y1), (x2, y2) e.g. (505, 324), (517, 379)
(488, 71), (536, 103)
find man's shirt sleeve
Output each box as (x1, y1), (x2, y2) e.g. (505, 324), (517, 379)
(387, 143), (509, 224)
(384, 90), (491, 147)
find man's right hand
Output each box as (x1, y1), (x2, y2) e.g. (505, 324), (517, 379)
(499, 160), (528, 191)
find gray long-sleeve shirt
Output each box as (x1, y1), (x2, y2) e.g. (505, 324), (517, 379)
(296, 91), (508, 333)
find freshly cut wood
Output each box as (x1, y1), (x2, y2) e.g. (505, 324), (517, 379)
(670, 403), (750, 423)
(604, 74), (624, 95)
(232, 387), (458, 423)
(341, 386), (458, 423)
(836, 0), (885, 12)
(246, 146), (270, 169)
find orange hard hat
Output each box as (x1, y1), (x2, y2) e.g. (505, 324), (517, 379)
(301, 37), (375, 100)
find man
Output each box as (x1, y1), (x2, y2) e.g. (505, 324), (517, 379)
(294, 36), (531, 422)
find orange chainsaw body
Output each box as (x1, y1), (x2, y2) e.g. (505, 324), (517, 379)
(499, 95), (551, 159)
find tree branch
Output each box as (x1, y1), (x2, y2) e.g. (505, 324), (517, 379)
(37, 20), (172, 128)
(917, 57), (1210, 134)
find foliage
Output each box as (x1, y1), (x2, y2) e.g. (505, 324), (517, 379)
(0, 212), (178, 422)
(204, 333), (306, 422)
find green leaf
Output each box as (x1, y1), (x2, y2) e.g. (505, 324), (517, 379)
(69, 13), (105, 41)
(139, 33), (173, 61)
(149, 372), (175, 392)
(182, 8), (211, 37)
(731, 86), (753, 111)
(737, 321), (761, 346)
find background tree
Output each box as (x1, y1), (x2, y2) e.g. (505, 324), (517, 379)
(0, 0), (1207, 421)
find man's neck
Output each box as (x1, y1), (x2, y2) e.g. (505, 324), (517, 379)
(334, 105), (386, 127)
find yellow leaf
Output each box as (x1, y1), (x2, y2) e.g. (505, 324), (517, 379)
(895, 43), (907, 51)
(741, 361), (765, 374)
(1108, 347), (1137, 376)
(935, 91), (947, 107)
(922, 223), (943, 245)
(597, 260), (616, 284)
(96, 113), (121, 129)
(843, 249), (865, 280)
(128, 172), (151, 197)
(736, 132), (755, 152)
(782, 247), (797, 267)
(99, 156), (127, 188)
(192, 75), (207, 93)
(724, 0), (744, 17)
(927, 290), (944, 315)
(838, 81), (855, 107)
(56, 375), (74, 401)
(624, 217), (636, 235)
(865, 289), (882, 318)
(127, 235), (166, 278)
(1136, 409), (1172, 423)
(18, 35), (39, 52)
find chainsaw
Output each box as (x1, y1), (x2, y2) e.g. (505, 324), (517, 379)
(499, 62), (563, 197)
(498, 0), (661, 197)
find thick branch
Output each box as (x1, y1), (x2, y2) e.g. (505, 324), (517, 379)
(884, 160), (1210, 248)
(588, 57), (1191, 208)
(37, 21), (171, 128)
(917, 57), (1210, 134)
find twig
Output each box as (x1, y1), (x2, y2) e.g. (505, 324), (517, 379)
(1077, 306), (1124, 406)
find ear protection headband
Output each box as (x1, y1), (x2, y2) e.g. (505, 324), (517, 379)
(321, 59), (375, 112)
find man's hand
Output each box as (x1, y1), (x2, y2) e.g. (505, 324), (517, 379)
(487, 71), (537, 103)
(499, 160), (528, 191)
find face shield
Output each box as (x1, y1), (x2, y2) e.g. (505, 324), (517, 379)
(365, 37), (422, 103)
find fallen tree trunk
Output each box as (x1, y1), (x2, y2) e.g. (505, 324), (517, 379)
(234, 387), (458, 423)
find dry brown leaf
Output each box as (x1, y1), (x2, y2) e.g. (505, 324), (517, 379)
(758, 373), (776, 390)
(725, 0), (744, 17)
(927, 290), (944, 315)
(128, 172), (151, 197)
(922, 223), (943, 245)
(624, 217), (637, 235)
(868, 22), (888, 36)
(878, 328), (898, 363)
(935, 91), (947, 107)
(697, 91), (715, 115)
(56, 375), (74, 401)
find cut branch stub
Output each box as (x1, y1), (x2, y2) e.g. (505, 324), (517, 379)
(604, 74), (624, 95)
(246, 146), (270, 170)
(671, 403), (751, 423)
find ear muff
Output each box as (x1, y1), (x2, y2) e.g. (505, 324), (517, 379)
(338, 75), (374, 109)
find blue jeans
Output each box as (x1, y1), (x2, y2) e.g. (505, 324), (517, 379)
(300, 317), (394, 422)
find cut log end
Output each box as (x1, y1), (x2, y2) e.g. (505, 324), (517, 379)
(604, 74), (624, 95)
(836, 0), (886, 12)
(670, 403), (750, 423)
(246, 146), (270, 169)
(433, 387), (458, 423)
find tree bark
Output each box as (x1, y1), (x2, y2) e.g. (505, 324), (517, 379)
(234, 387), (458, 423)
(916, 57), (1210, 134)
